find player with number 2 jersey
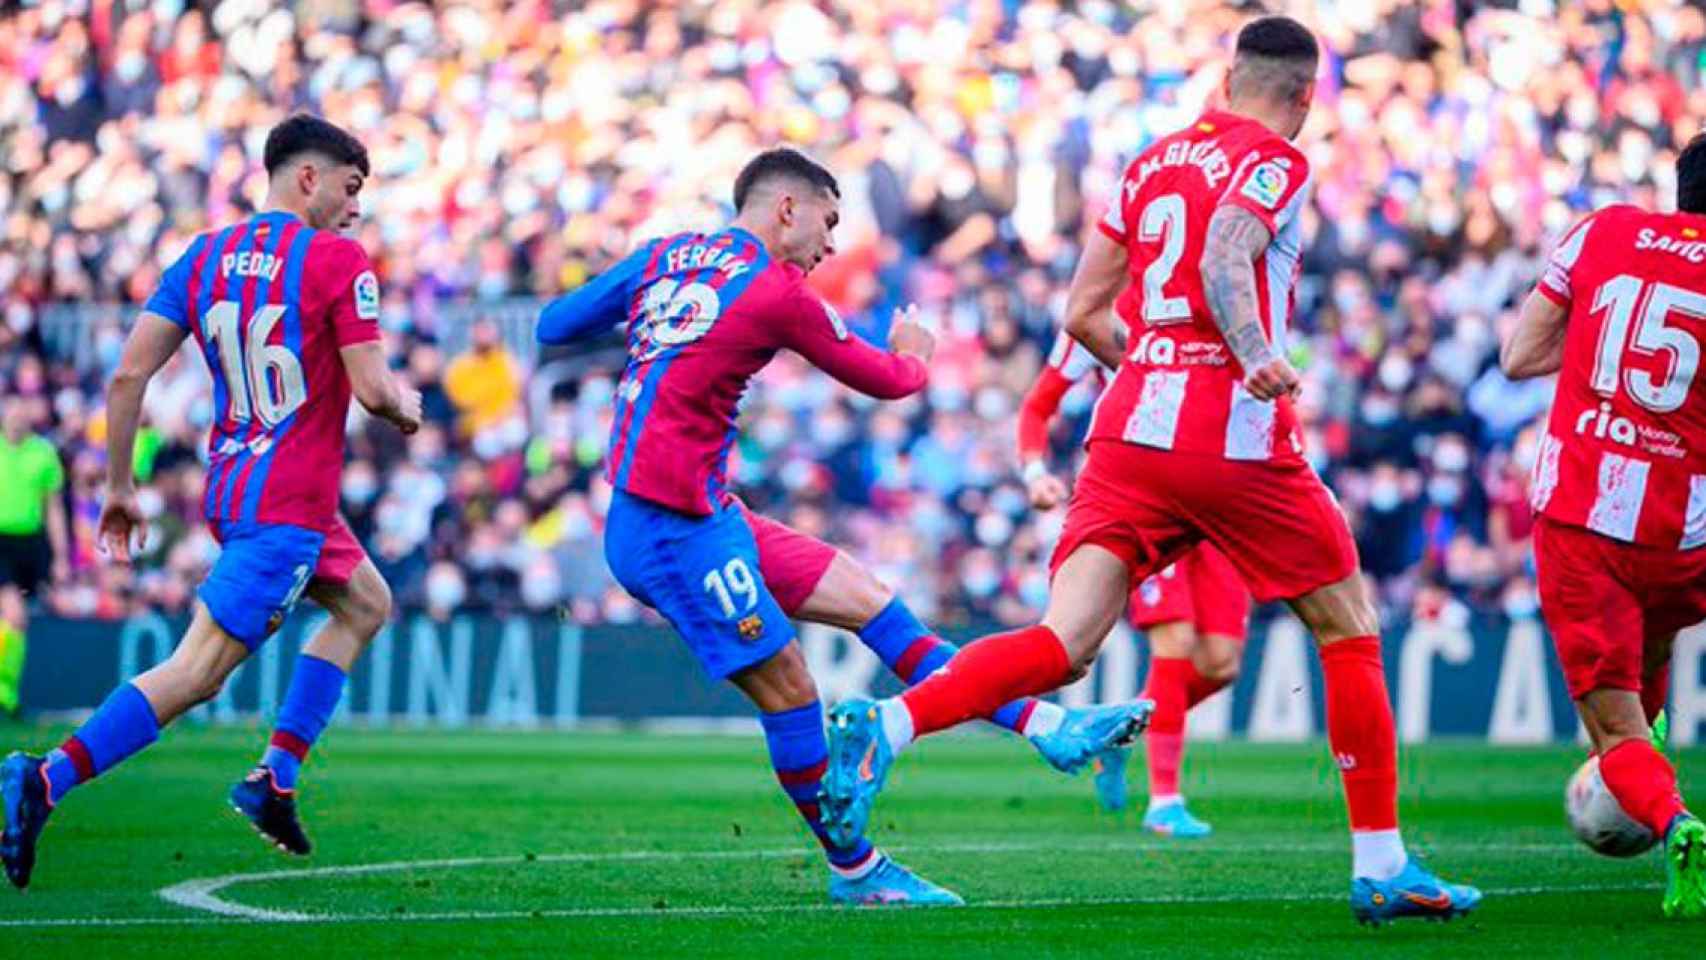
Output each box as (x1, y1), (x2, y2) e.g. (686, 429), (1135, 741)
(1503, 134), (1706, 920)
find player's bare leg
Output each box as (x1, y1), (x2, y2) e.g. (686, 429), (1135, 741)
(796, 551), (1129, 775)
(1578, 686), (1704, 918)
(4, 604), (247, 888)
(1642, 630), (1675, 746)
(232, 559), (393, 856)
(822, 544), (1151, 848)
(728, 640), (960, 906)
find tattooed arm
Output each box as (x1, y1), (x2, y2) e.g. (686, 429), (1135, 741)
(1199, 205), (1298, 400)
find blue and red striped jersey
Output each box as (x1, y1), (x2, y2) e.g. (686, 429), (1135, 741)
(143, 210), (381, 532)
(539, 226), (927, 516)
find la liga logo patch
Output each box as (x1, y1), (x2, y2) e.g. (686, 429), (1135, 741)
(354, 270), (381, 320)
(1239, 161), (1288, 210)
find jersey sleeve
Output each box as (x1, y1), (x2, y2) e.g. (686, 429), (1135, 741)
(1536, 212), (1597, 307)
(1218, 141), (1311, 235)
(771, 275), (927, 400)
(319, 239), (383, 348)
(1097, 165), (1134, 243)
(537, 239), (659, 344)
(141, 235), (207, 329)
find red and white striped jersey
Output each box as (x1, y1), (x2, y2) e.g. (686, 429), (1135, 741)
(1530, 203), (1706, 550)
(1087, 109), (1311, 462)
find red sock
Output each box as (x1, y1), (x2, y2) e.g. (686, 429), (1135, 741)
(900, 625), (1072, 739)
(1599, 738), (1689, 836)
(1643, 664), (1671, 726)
(1319, 637), (1398, 831)
(1144, 657), (1191, 797)
(1183, 661), (1232, 710)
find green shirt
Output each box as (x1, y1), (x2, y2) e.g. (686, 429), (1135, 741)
(0, 433), (64, 536)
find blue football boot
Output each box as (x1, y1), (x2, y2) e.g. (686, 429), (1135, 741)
(1351, 859), (1482, 925)
(822, 699), (894, 850)
(828, 856), (964, 906)
(1029, 701), (1154, 775)
(1142, 799), (1213, 838)
(230, 766), (312, 856)
(1090, 747), (1129, 812)
(1, 752), (53, 890)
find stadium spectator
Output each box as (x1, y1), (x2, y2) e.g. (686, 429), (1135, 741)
(4, 1), (1704, 626)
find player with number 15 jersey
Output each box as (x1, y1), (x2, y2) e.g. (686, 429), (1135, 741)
(1504, 134), (1706, 919)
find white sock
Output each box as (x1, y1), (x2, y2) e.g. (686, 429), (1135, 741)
(1020, 700), (1066, 738)
(1147, 793), (1182, 813)
(877, 698), (914, 754)
(828, 848), (883, 880)
(1351, 829), (1407, 881)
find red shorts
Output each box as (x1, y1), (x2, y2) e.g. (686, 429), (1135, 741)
(313, 515), (367, 587)
(1533, 515), (1706, 700)
(740, 506), (837, 616)
(1050, 441), (1357, 603)
(1126, 541), (1252, 640)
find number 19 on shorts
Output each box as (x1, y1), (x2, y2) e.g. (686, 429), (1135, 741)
(703, 558), (758, 618)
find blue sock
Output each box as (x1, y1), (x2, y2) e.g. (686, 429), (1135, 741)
(760, 701), (876, 876)
(42, 683), (160, 805)
(260, 654), (346, 791)
(857, 597), (1036, 735)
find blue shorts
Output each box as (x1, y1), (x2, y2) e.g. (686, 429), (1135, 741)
(199, 520), (324, 652)
(604, 490), (793, 679)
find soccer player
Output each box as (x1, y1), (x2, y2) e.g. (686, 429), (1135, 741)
(1499, 132), (1706, 919)
(537, 148), (1147, 907)
(822, 17), (1480, 924)
(1018, 331), (1252, 834)
(0, 114), (421, 889)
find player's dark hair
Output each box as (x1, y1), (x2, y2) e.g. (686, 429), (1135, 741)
(733, 148), (839, 212)
(263, 113), (370, 178)
(1679, 132), (1706, 215)
(1230, 16), (1319, 104)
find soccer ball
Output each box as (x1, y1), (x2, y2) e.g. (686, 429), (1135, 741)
(1564, 755), (1658, 858)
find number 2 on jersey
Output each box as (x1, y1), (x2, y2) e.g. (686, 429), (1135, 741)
(1139, 193), (1191, 325)
(204, 301), (307, 427)
(1589, 274), (1705, 413)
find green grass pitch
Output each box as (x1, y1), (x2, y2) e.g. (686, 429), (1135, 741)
(0, 726), (1699, 958)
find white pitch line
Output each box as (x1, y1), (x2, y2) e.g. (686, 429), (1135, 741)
(142, 838), (1644, 924)
(0, 880), (1663, 929)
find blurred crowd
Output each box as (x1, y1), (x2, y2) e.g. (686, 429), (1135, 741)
(2, 0), (1704, 629)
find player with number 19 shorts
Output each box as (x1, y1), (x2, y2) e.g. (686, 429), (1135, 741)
(1502, 134), (1706, 920)
(3, 114), (423, 890)
(535, 148), (1145, 908)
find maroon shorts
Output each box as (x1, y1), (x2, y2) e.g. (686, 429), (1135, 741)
(1534, 515), (1706, 699)
(313, 515), (367, 587)
(1126, 540), (1252, 641)
(1051, 441), (1358, 604)
(739, 505), (838, 616)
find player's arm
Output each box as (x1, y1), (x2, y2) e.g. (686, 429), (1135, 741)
(100, 312), (188, 563)
(341, 341), (420, 434)
(1016, 364), (1074, 509)
(780, 293), (932, 400)
(537, 241), (658, 345)
(1502, 212), (1593, 380)
(1499, 289), (1570, 379)
(1061, 229), (1130, 370)
(1200, 205), (1295, 400)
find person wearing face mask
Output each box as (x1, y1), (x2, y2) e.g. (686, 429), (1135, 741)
(1, 115), (423, 891)
(538, 148), (1137, 907)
